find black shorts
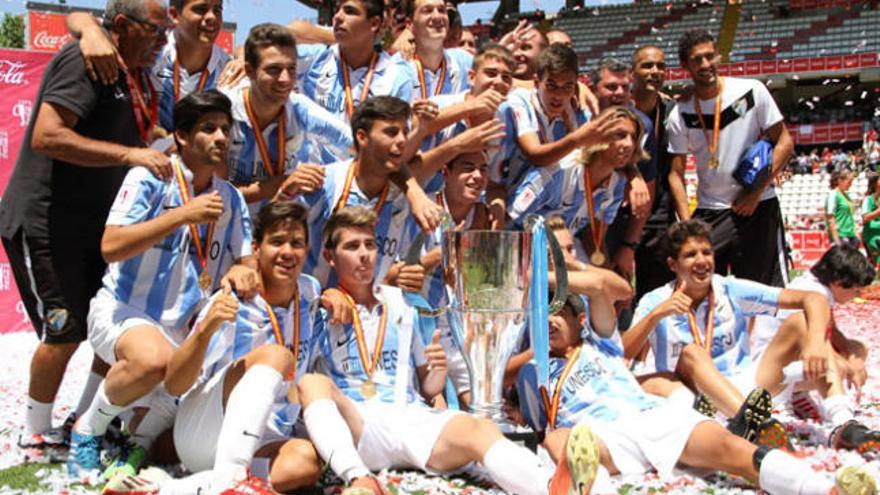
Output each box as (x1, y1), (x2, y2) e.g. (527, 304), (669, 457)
(635, 226), (675, 303)
(2, 222), (107, 343)
(693, 197), (787, 287)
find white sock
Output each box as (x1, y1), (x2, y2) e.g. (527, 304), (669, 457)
(591, 465), (616, 495)
(302, 399), (369, 483)
(25, 397), (52, 435)
(822, 394), (855, 427)
(481, 438), (547, 495)
(667, 386), (696, 410)
(74, 371), (103, 418)
(758, 449), (834, 495)
(131, 388), (178, 451)
(76, 381), (125, 436)
(214, 364), (282, 471)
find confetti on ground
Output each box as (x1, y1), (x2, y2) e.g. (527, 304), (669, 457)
(1, 298), (880, 493)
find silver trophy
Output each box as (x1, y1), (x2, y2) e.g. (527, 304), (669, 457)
(443, 217), (568, 423)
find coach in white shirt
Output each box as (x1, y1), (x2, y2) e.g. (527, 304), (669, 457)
(666, 29), (793, 287)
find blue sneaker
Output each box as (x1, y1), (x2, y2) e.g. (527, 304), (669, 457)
(67, 429), (103, 478)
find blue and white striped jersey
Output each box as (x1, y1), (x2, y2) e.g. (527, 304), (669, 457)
(149, 31), (231, 131)
(557, 158), (627, 234)
(404, 48), (473, 100)
(196, 274), (324, 437)
(222, 86), (353, 215)
(101, 163), (252, 341)
(490, 88), (590, 190)
(295, 159), (412, 287)
(298, 44), (417, 122)
(316, 285), (433, 404)
(633, 274), (782, 375)
(518, 332), (661, 431)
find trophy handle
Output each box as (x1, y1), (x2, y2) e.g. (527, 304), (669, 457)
(411, 211), (455, 317)
(546, 228), (569, 314)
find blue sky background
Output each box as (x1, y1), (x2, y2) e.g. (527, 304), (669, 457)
(0, 0), (626, 45)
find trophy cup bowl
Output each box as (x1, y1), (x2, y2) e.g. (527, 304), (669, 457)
(443, 223), (567, 424)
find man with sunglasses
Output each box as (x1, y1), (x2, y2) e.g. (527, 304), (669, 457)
(0, 0), (171, 462)
(68, 0), (231, 133)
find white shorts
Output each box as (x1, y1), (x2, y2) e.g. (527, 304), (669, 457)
(87, 289), (175, 364)
(174, 363), (296, 472)
(439, 319), (470, 395)
(355, 401), (462, 472)
(584, 400), (710, 479)
(728, 358), (794, 406)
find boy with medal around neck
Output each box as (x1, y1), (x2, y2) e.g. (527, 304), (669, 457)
(297, 0), (417, 123)
(666, 29), (794, 287)
(523, 292), (877, 495)
(68, 91), (258, 478)
(218, 23), (353, 216)
(295, 206), (598, 495)
(624, 220), (836, 444)
(404, 0), (473, 99)
(157, 201), (326, 493)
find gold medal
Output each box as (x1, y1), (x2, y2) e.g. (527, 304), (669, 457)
(708, 156), (719, 169)
(590, 250), (606, 266)
(287, 382), (299, 405)
(199, 271), (212, 291)
(360, 379), (377, 398)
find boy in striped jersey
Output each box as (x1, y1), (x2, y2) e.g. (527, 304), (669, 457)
(297, 0), (416, 123)
(522, 293), (876, 495)
(403, 0), (473, 99)
(297, 206), (596, 495)
(219, 23), (353, 217)
(153, 201), (324, 493)
(68, 91), (258, 478)
(624, 220), (833, 444)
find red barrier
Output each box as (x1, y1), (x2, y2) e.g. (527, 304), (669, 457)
(788, 230), (831, 270)
(788, 121), (868, 145)
(666, 53), (880, 81)
(0, 49), (53, 333)
(27, 10), (235, 55)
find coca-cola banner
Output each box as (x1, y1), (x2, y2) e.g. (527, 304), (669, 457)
(0, 49), (52, 334)
(28, 10), (235, 55)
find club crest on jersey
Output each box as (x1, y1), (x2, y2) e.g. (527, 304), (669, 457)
(45, 308), (69, 336)
(732, 97), (749, 117)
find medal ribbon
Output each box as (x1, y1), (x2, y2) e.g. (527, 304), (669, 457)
(243, 88), (286, 177)
(339, 286), (388, 379)
(540, 346), (582, 429)
(173, 157), (215, 276)
(126, 69), (158, 143)
(414, 55), (446, 100)
(333, 161), (390, 215)
(265, 289), (301, 381)
(582, 168), (602, 257)
(686, 289), (715, 350)
(694, 77), (724, 165)
(173, 57), (210, 102)
(341, 52), (378, 120)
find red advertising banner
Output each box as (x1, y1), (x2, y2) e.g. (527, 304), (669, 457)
(0, 48), (53, 334)
(28, 10), (235, 55)
(788, 231), (830, 270)
(666, 54), (880, 81)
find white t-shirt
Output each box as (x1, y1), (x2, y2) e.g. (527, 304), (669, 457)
(666, 77), (784, 209)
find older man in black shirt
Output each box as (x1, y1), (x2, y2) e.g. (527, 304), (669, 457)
(0, 0), (171, 455)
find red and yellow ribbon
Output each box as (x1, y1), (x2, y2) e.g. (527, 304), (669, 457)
(694, 77), (724, 165)
(339, 286), (388, 379)
(341, 52), (378, 120)
(173, 57), (210, 102)
(333, 161), (389, 215)
(173, 157), (215, 276)
(540, 346), (582, 429)
(266, 288), (301, 381)
(243, 88), (287, 177)
(126, 69), (158, 143)
(414, 56), (446, 100)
